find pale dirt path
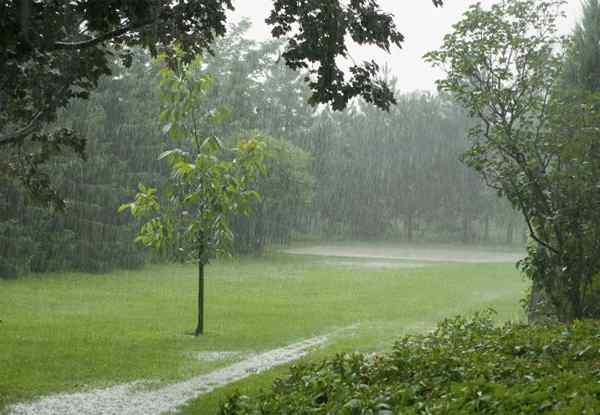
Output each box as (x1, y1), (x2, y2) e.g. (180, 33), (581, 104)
(9, 335), (328, 415)
(284, 244), (523, 264)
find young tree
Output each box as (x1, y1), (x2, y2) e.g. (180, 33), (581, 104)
(427, 0), (600, 321)
(120, 54), (264, 335)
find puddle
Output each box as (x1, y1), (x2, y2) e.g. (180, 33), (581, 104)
(320, 259), (424, 269)
(287, 244), (523, 263)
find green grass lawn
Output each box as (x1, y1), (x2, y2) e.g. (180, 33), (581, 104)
(0, 250), (527, 413)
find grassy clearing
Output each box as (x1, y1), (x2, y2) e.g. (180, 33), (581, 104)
(0, 250), (526, 413)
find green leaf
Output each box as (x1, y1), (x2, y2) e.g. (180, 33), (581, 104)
(162, 123), (173, 135)
(173, 160), (195, 176)
(117, 203), (133, 213)
(211, 105), (232, 125)
(158, 148), (188, 161)
(201, 136), (223, 152)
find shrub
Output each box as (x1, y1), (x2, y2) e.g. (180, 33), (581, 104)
(220, 312), (600, 414)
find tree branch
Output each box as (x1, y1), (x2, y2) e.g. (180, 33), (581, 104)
(508, 175), (560, 255)
(0, 112), (43, 146)
(53, 20), (155, 50)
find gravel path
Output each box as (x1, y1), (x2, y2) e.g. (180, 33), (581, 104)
(9, 335), (328, 415)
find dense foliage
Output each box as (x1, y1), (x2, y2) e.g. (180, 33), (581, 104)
(0, 51), (164, 276)
(0, 0), (442, 209)
(563, 0), (600, 92)
(306, 94), (520, 242)
(220, 312), (600, 414)
(233, 136), (313, 254)
(0, 0), (231, 209)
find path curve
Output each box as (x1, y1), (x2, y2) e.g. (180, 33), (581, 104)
(9, 335), (328, 415)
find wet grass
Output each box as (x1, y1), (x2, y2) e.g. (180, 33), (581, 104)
(0, 251), (526, 413)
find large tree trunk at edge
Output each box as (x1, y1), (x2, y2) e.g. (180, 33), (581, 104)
(195, 261), (204, 336)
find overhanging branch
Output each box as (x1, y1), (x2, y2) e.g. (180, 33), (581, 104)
(0, 112), (42, 146)
(508, 176), (560, 255)
(53, 20), (155, 50)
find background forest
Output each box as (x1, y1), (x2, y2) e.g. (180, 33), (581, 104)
(0, 22), (523, 277)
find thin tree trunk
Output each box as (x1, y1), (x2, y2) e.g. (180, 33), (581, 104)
(406, 214), (413, 242)
(195, 260), (204, 336)
(506, 221), (514, 245)
(462, 215), (470, 243)
(483, 216), (490, 242)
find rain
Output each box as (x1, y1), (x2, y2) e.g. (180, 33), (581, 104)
(2, 1), (600, 414)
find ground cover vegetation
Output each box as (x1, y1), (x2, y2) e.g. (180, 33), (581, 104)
(0, 254), (525, 412)
(218, 312), (600, 414)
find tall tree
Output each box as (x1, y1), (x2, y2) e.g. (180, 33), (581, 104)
(427, 0), (600, 321)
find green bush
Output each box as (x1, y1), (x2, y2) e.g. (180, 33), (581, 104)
(220, 312), (600, 414)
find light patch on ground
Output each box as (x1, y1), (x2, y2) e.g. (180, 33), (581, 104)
(319, 259), (424, 269)
(9, 335), (328, 415)
(403, 320), (437, 333)
(286, 244), (523, 264)
(362, 320), (436, 335)
(191, 351), (248, 362)
(473, 290), (512, 302)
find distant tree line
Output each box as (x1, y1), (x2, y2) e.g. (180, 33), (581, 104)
(300, 92), (522, 243)
(0, 24), (523, 277)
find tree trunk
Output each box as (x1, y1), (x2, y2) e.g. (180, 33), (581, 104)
(527, 278), (546, 323)
(506, 221), (514, 245)
(483, 216), (490, 242)
(462, 215), (470, 243)
(406, 214), (413, 242)
(194, 260), (204, 336)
